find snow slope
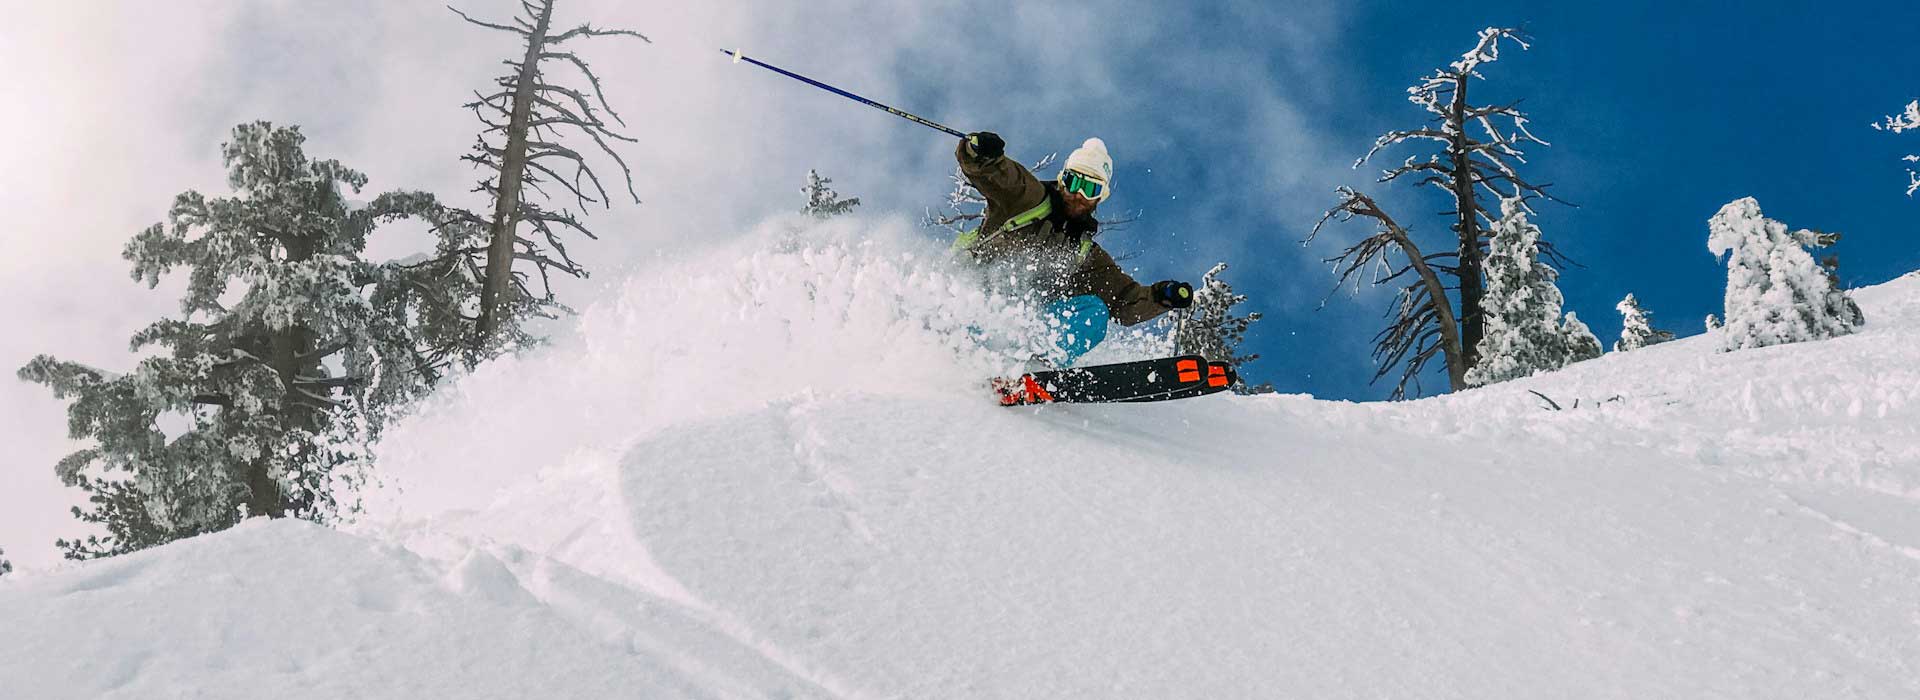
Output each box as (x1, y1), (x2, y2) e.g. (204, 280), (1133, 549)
(4, 217), (1918, 698)
(0, 518), (834, 698)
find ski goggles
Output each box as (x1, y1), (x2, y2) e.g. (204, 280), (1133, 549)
(1060, 169), (1107, 200)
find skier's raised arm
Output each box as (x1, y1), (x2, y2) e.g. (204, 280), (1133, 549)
(956, 132), (1046, 216)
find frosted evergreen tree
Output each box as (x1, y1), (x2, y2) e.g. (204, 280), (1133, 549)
(18, 122), (449, 559)
(1613, 293), (1675, 352)
(1706, 314), (1722, 331)
(450, 0), (648, 359)
(1872, 99), (1919, 196)
(1173, 262), (1262, 386)
(801, 169), (860, 218)
(1464, 200), (1581, 386)
(1560, 312), (1603, 365)
(0, 546), (10, 577)
(1707, 197), (1864, 352)
(1799, 235), (1864, 327)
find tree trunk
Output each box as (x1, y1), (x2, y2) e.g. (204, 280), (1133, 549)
(1400, 237), (1468, 391)
(1447, 73), (1485, 370)
(474, 0), (555, 350)
(1358, 195), (1468, 392)
(250, 227), (324, 519)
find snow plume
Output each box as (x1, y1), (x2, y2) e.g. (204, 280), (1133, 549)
(1708, 197), (1864, 351)
(361, 214), (1157, 522)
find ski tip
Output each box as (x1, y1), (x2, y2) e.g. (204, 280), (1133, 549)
(1206, 361), (1233, 389)
(992, 374), (1054, 407)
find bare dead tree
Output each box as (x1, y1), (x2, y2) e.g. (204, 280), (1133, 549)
(1354, 27), (1569, 371)
(1308, 188), (1466, 398)
(449, 0), (647, 357)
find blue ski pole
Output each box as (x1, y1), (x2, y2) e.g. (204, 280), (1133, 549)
(721, 49), (967, 139)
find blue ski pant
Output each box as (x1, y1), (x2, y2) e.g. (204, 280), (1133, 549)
(1044, 294), (1110, 366)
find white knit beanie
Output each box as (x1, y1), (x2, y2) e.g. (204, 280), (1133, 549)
(1060, 137), (1113, 201)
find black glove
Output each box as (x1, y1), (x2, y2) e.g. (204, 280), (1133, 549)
(1153, 280), (1194, 309)
(965, 132), (1005, 161)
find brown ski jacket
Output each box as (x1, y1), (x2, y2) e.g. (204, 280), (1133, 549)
(950, 139), (1168, 326)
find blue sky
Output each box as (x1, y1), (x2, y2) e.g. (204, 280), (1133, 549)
(883, 1), (1920, 400)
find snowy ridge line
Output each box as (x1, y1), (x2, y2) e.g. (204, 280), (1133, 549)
(1375, 275), (1920, 501)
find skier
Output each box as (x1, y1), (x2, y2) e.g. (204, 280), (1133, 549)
(951, 131), (1193, 365)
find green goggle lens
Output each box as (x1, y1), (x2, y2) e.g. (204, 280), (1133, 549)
(1061, 170), (1106, 199)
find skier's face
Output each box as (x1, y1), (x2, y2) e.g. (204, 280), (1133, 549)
(1063, 191), (1097, 218)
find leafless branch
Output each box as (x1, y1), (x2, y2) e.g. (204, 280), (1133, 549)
(548, 24), (650, 44)
(539, 52), (629, 127)
(447, 5), (526, 35)
(1308, 187), (1467, 397)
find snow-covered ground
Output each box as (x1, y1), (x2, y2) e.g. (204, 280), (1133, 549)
(4, 217), (1918, 699)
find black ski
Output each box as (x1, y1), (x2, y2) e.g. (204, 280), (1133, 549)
(992, 356), (1234, 406)
(1113, 362), (1238, 403)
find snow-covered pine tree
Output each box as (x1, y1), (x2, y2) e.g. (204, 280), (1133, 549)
(1560, 312), (1603, 365)
(1614, 293), (1676, 352)
(17, 122), (448, 559)
(1801, 236), (1867, 330)
(450, 0), (648, 360)
(1355, 27), (1569, 373)
(1464, 199), (1582, 386)
(1173, 262), (1262, 384)
(1872, 99), (1919, 196)
(1706, 314), (1722, 331)
(1707, 197), (1865, 351)
(0, 546), (11, 577)
(801, 169), (860, 218)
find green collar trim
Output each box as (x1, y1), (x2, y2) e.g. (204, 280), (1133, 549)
(952, 197), (1054, 253)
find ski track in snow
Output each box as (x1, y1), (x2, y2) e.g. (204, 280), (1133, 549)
(783, 393), (881, 548)
(4, 218), (1919, 698)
